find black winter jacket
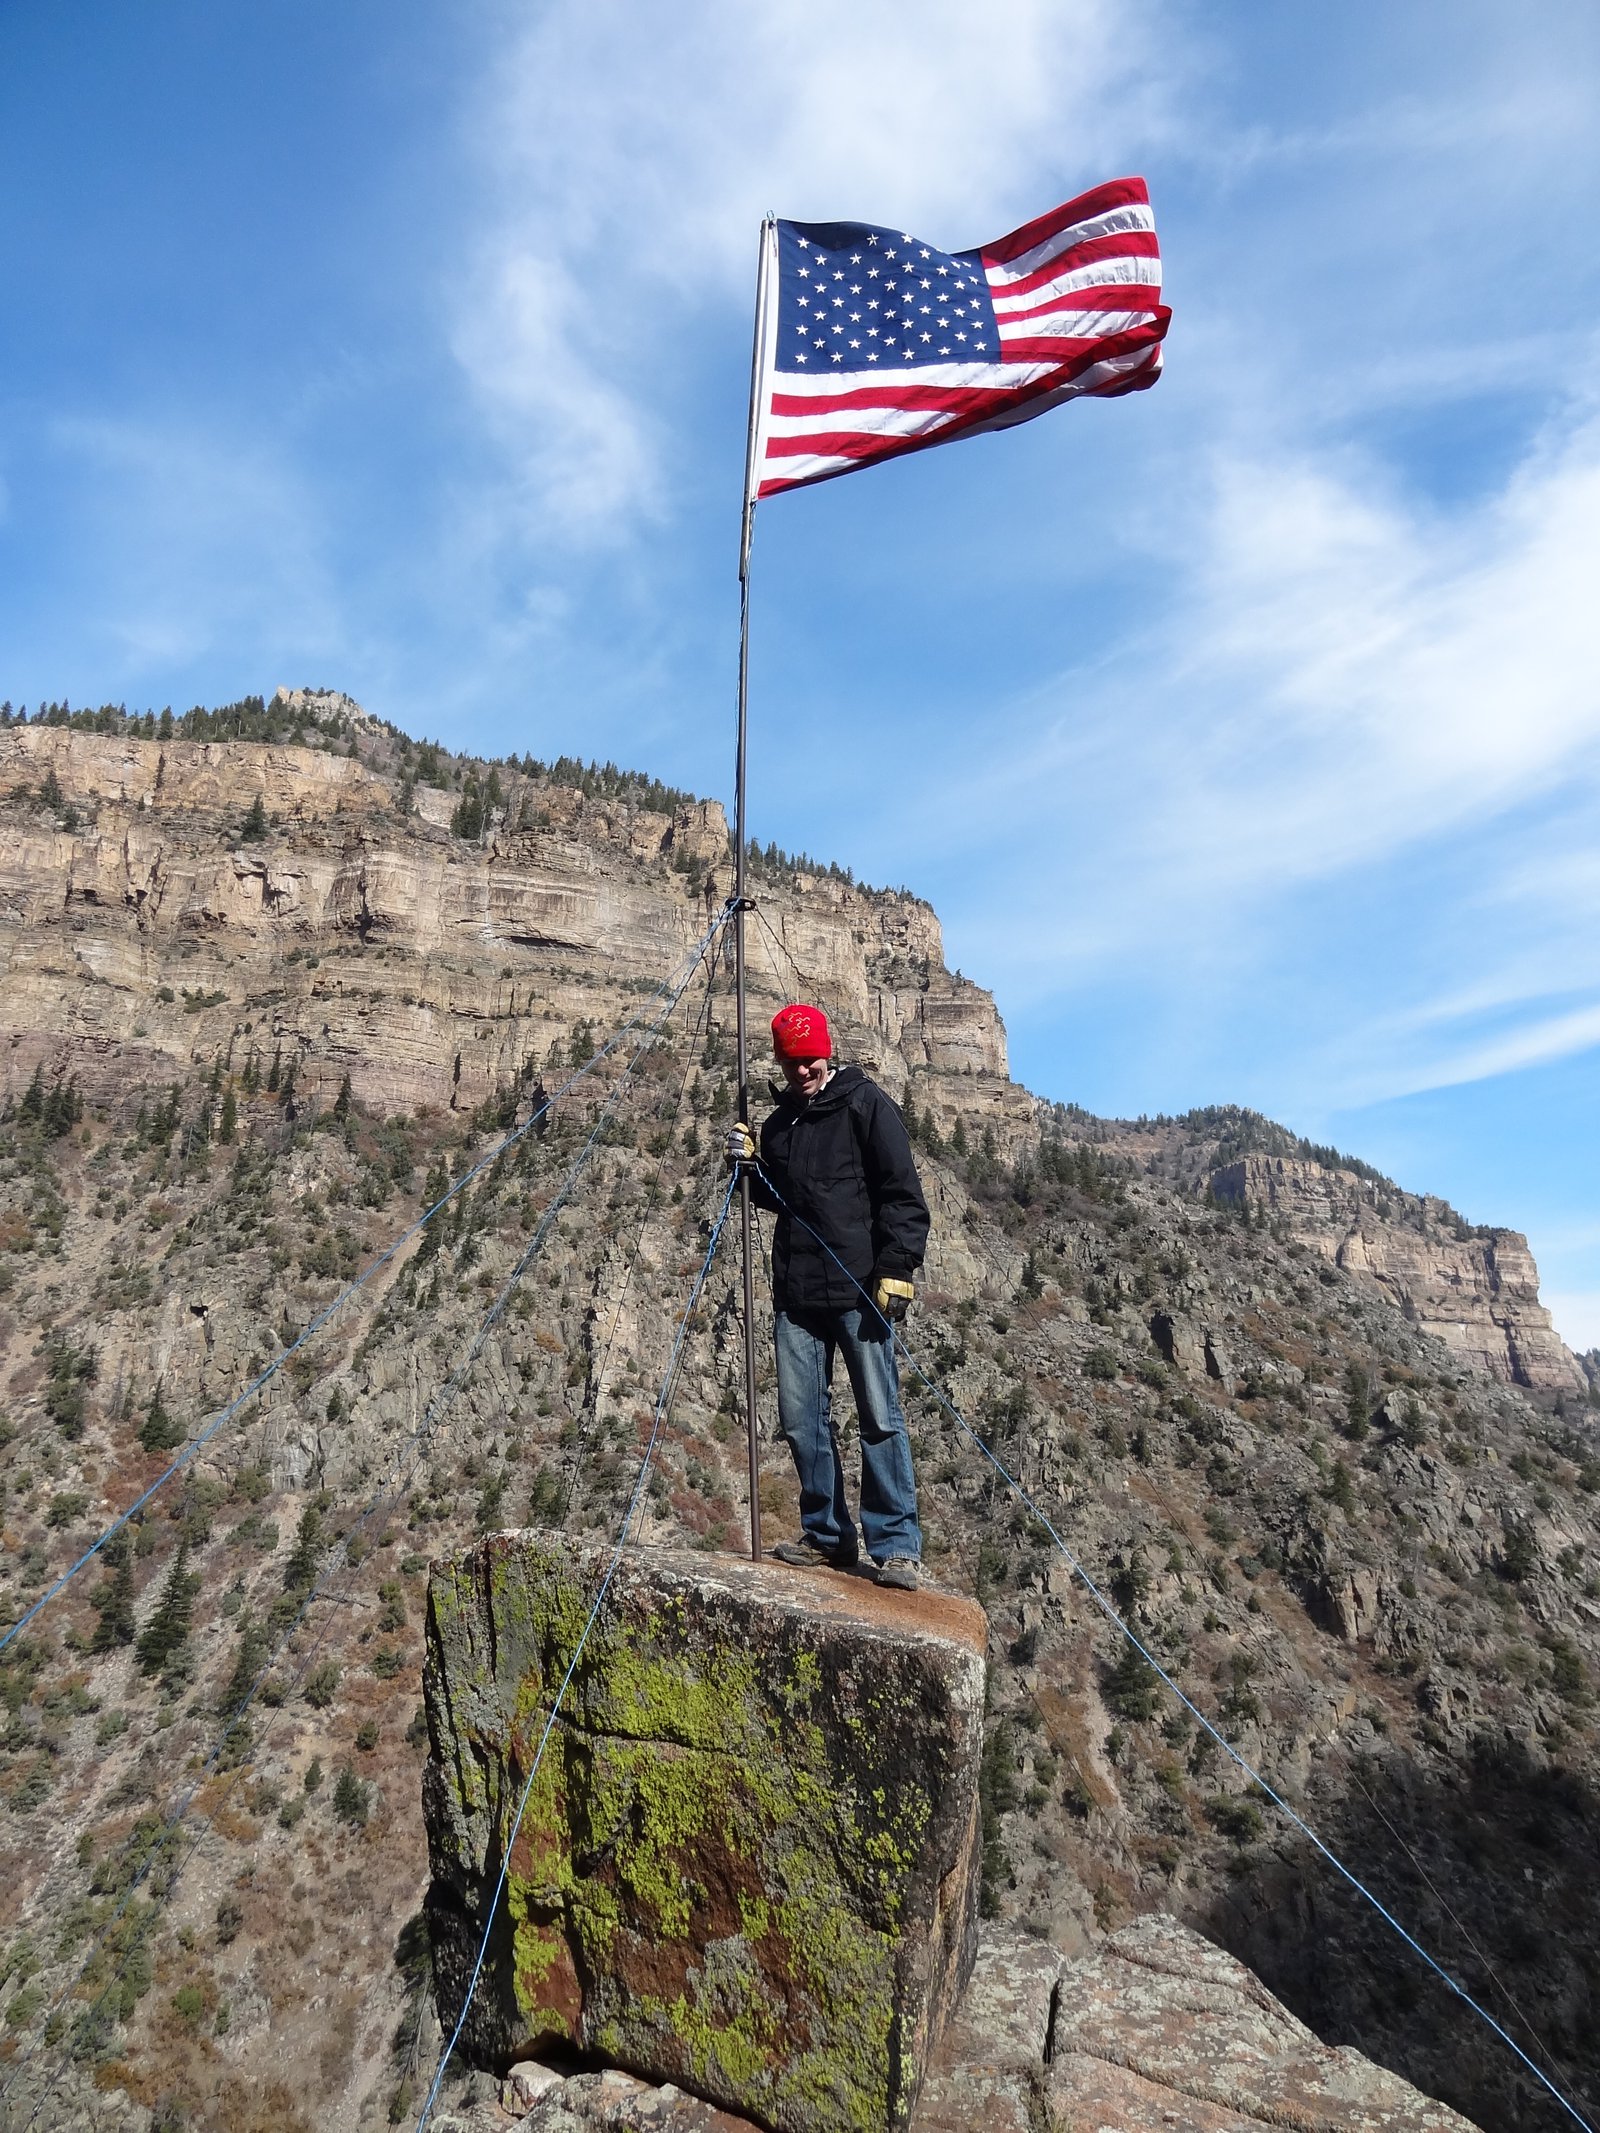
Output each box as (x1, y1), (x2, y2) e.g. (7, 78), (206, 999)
(750, 1065), (930, 1315)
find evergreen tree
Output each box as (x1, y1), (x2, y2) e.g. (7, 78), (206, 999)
(239, 795), (269, 843)
(333, 1074), (353, 1122)
(416, 1161), (449, 1262)
(41, 1074), (81, 1137)
(332, 1767), (370, 1828)
(135, 1543), (198, 1681)
(218, 1088), (237, 1144)
(90, 1532), (136, 1651)
(18, 1065), (44, 1123)
(283, 1505), (323, 1594)
(267, 1047), (281, 1095)
(139, 1383), (183, 1454)
(1104, 1642), (1161, 1721)
(218, 1610), (268, 1715)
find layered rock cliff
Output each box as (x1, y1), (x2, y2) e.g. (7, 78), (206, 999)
(0, 721), (1013, 1127)
(0, 717), (1583, 1404)
(1208, 1154), (1583, 1397)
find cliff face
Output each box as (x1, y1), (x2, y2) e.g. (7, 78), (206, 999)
(0, 724), (1014, 1125)
(1, 724), (1582, 1403)
(1208, 1155), (1585, 1397)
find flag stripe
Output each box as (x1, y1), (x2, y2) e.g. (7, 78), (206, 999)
(768, 358), (1058, 404)
(978, 179), (1156, 268)
(986, 229), (1162, 303)
(770, 371), (1050, 416)
(765, 328), (1164, 437)
(998, 308), (1170, 362)
(764, 335), (1163, 459)
(991, 258), (1162, 317)
(993, 285), (1163, 333)
(753, 346), (1162, 495)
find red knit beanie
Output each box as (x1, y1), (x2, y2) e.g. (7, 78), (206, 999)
(771, 1003), (831, 1061)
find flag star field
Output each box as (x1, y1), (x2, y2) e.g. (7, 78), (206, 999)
(778, 225), (997, 366)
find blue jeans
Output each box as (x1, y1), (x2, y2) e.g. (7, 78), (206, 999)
(773, 1307), (921, 1564)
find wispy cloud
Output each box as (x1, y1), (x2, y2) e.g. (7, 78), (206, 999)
(882, 378), (1600, 1117)
(450, 0), (1180, 545)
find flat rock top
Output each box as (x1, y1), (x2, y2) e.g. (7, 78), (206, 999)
(479, 1535), (990, 1660)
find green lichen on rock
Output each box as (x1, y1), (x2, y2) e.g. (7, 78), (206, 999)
(423, 1535), (987, 2133)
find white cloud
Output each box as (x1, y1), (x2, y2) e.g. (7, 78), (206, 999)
(449, 250), (661, 538)
(928, 401), (1600, 1064)
(433, 2), (1600, 1132)
(1383, 1000), (1600, 1098)
(451, 0), (1178, 542)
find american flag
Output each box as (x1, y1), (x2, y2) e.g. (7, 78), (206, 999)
(750, 177), (1169, 499)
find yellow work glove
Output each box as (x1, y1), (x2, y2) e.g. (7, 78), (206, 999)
(873, 1276), (915, 1325)
(725, 1121), (756, 1170)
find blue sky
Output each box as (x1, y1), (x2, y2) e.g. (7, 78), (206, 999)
(4, 2), (1600, 1349)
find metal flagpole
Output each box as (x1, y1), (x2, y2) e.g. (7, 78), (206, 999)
(735, 214), (777, 1562)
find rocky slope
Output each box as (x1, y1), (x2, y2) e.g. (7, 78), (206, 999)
(0, 699), (1596, 2133)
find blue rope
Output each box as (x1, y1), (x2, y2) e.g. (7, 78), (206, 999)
(0, 912), (730, 1660)
(415, 1173), (740, 2132)
(754, 1164), (1594, 2133)
(0, 929), (731, 2123)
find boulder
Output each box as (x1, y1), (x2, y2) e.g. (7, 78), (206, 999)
(1149, 1310), (1206, 1376)
(1045, 1914), (1481, 2131)
(423, 1534), (988, 2133)
(469, 1917), (1486, 2133)
(914, 1926), (1063, 2133)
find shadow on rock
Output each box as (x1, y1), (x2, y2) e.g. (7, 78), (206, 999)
(1194, 1731), (1600, 2133)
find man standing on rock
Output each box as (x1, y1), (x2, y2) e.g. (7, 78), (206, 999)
(728, 1003), (929, 1589)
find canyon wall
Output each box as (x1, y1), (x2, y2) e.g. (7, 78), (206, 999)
(0, 725), (1017, 1128)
